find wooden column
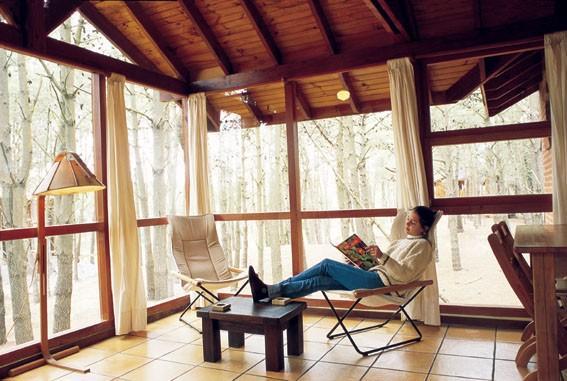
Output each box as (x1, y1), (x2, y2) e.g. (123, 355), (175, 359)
(92, 74), (113, 321)
(414, 59), (434, 203)
(284, 81), (304, 275)
(181, 98), (191, 215)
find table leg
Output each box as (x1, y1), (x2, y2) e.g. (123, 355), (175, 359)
(286, 314), (303, 356)
(531, 252), (560, 380)
(201, 318), (221, 362)
(228, 331), (245, 348)
(264, 324), (284, 371)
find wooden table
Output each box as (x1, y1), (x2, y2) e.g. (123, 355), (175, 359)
(514, 224), (567, 381)
(196, 296), (306, 371)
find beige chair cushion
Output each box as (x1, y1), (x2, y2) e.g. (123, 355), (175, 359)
(169, 214), (231, 281)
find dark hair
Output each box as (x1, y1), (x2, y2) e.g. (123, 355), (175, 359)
(410, 206), (437, 233)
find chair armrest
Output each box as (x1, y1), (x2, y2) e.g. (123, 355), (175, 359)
(352, 280), (433, 299)
(228, 266), (245, 274)
(170, 272), (202, 287)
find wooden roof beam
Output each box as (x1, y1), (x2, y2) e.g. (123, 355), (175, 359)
(489, 84), (539, 116)
(23, 0), (46, 51)
(187, 16), (562, 94)
(79, 2), (158, 72)
(0, 0), (19, 26)
(338, 72), (361, 113)
(362, 0), (412, 40)
(45, 0), (83, 34)
(295, 87), (312, 120)
(125, 2), (191, 81)
(178, 0), (233, 75)
(487, 70), (542, 102)
(239, 0), (281, 65)
(307, 0), (338, 55)
(240, 91), (265, 125)
(485, 54), (542, 91)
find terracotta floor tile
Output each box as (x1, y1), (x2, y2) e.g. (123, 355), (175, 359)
(122, 338), (184, 358)
(427, 375), (481, 381)
(303, 327), (338, 343)
(438, 338), (494, 358)
(4, 364), (71, 381)
(200, 348), (264, 373)
(313, 316), (362, 330)
(362, 368), (427, 381)
(246, 357), (315, 381)
(56, 372), (113, 381)
(157, 326), (202, 344)
(119, 359), (192, 381)
(302, 314), (323, 326)
(57, 348), (115, 368)
(297, 362), (367, 381)
(88, 353), (151, 378)
(236, 375), (273, 381)
(430, 354), (493, 380)
(320, 343), (376, 366)
(356, 319), (403, 335)
(445, 326), (495, 341)
(496, 328), (524, 343)
(90, 335), (147, 353)
(373, 350), (435, 374)
(392, 334), (443, 353)
(335, 331), (393, 348)
(230, 334), (266, 354)
(495, 341), (523, 361)
(286, 340), (334, 361)
(173, 366), (240, 381)
(494, 359), (537, 381)
(159, 343), (209, 365)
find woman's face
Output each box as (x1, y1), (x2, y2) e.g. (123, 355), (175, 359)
(405, 211), (426, 236)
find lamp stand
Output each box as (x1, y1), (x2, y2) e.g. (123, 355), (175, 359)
(8, 195), (89, 377)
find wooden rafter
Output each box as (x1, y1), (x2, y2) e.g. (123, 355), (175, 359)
(240, 91), (265, 125)
(178, 0), (233, 75)
(0, 0), (19, 26)
(338, 72), (361, 113)
(473, 0), (482, 30)
(239, 0), (281, 65)
(79, 2), (158, 72)
(362, 0), (411, 40)
(485, 53), (542, 91)
(295, 87), (312, 120)
(307, 0), (337, 55)
(23, 0), (46, 51)
(45, 0), (83, 34)
(487, 70), (542, 103)
(489, 84), (539, 116)
(125, 2), (190, 81)
(187, 15), (562, 94)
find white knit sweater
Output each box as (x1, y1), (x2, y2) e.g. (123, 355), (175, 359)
(369, 236), (433, 286)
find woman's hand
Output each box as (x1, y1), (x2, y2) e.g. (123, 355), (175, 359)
(366, 245), (383, 259)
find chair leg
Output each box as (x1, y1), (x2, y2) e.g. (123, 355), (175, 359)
(179, 291), (218, 334)
(321, 287), (426, 357)
(234, 279), (249, 296)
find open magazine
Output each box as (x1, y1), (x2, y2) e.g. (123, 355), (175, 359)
(333, 234), (379, 271)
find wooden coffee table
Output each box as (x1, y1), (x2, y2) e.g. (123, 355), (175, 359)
(196, 296), (306, 371)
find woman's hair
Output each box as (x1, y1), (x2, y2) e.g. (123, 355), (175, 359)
(410, 206), (437, 233)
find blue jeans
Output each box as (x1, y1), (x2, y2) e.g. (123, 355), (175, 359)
(268, 259), (384, 299)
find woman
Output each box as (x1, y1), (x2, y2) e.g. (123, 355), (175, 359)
(248, 206), (437, 302)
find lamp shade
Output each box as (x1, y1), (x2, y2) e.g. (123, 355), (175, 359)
(336, 89), (351, 101)
(33, 151), (105, 196)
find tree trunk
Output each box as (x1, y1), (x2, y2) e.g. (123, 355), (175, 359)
(254, 127), (265, 273)
(268, 127), (283, 282)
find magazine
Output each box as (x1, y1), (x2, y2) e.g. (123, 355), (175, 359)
(333, 234), (379, 271)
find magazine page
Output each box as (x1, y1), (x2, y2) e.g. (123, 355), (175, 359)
(333, 234), (378, 270)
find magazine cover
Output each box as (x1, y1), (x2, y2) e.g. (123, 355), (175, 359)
(334, 234), (379, 270)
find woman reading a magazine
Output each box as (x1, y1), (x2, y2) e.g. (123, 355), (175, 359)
(248, 206), (437, 302)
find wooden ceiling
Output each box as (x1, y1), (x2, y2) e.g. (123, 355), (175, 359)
(0, 0), (563, 128)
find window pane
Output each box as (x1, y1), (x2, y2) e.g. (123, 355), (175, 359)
(208, 120), (289, 213)
(139, 225), (184, 307)
(0, 238), (39, 354)
(125, 84), (186, 218)
(47, 232), (102, 335)
(215, 220), (292, 284)
(298, 114), (396, 210)
(0, 49), (95, 227)
(430, 90), (542, 132)
(432, 138), (547, 197)
(437, 213), (544, 307)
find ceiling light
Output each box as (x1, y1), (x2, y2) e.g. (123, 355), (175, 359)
(337, 89), (350, 101)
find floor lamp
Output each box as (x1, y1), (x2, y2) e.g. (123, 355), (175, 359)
(9, 152), (105, 377)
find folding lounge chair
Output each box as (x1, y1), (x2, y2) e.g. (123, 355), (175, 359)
(169, 214), (249, 333)
(322, 210), (443, 356)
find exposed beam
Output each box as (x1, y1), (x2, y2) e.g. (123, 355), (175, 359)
(45, 0), (82, 34)
(473, 0), (482, 30)
(307, 0), (338, 55)
(206, 100), (221, 132)
(239, 0), (281, 65)
(240, 91), (265, 125)
(485, 53), (542, 91)
(178, 0), (233, 75)
(0, 0), (19, 26)
(79, 2), (158, 72)
(338, 72), (361, 113)
(125, 2), (191, 81)
(400, 0), (418, 40)
(295, 87), (313, 120)
(487, 70), (542, 102)
(489, 84), (540, 117)
(187, 16), (563, 94)
(23, 0), (46, 51)
(362, 0), (411, 40)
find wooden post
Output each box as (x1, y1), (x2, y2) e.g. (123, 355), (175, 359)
(284, 81), (304, 275)
(92, 73), (113, 321)
(37, 195), (48, 356)
(414, 59), (434, 203)
(181, 98), (191, 215)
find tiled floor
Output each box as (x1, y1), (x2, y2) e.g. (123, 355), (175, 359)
(4, 311), (537, 381)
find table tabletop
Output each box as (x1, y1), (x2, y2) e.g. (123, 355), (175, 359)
(196, 297), (306, 323)
(514, 224), (567, 254)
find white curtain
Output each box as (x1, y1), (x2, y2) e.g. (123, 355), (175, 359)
(185, 93), (211, 215)
(545, 31), (567, 224)
(107, 73), (147, 334)
(387, 57), (441, 326)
